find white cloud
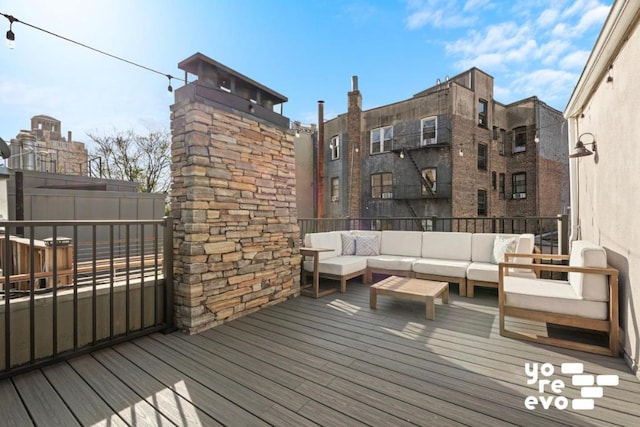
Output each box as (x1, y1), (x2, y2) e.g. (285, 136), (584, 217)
(405, 0), (477, 29)
(537, 8), (560, 28)
(463, 0), (492, 12)
(559, 50), (590, 69)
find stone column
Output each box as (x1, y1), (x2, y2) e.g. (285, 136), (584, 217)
(170, 55), (300, 334)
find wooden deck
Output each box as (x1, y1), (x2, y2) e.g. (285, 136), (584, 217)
(2, 279), (639, 426)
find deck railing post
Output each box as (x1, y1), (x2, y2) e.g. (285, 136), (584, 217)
(558, 214), (569, 255)
(162, 215), (175, 332)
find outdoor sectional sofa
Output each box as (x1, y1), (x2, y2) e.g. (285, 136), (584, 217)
(302, 230), (536, 296)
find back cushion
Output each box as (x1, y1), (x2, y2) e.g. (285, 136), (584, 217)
(568, 241), (609, 301)
(380, 231), (422, 257)
(306, 231), (342, 259)
(471, 233), (500, 263)
(513, 234), (535, 265)
(422, 232), (472, 261)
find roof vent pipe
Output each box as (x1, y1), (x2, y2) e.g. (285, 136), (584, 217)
(351, 76), (358, 92)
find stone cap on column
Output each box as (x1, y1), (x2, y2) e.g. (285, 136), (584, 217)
(177, 52), (289, 129)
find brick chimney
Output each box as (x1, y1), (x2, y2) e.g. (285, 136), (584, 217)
(347, 76), (363, 218)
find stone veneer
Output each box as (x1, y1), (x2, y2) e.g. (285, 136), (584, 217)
(170, 101), (301, 334)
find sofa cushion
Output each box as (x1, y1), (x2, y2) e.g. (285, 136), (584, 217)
(355, 234), (380, 256)
(412, 258), (469, 278)
(303, 256), (369, 276)
(305, 231), (342, 260)
(568, 241), (609, 302)
(341, 233), (356, 255)
(367, 255), (418, 271)
(504, 276), (608, 320)
(421, 232), (472, 261)
(492, 235), (518, 264)
(380, 231), (422, 257)
(468, 262), (536, 283)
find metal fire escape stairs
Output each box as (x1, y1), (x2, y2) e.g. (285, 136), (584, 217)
(399, 148), (436, 231)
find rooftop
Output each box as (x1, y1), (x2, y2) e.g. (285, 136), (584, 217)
(2, 281), (638, 426)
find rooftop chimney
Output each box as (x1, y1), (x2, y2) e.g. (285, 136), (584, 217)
(352, 76), (359, 92)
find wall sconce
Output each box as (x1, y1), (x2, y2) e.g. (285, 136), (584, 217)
(606, 65), (613, 83)
(569, 132), (597, 158)
(458, 145), (464, 157)
(248, 104), (255, 113)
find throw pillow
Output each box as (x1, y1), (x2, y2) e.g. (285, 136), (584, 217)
(341, 233), (356, 255)
(492, 235), (518, 264)
(355, 235), (380, 256)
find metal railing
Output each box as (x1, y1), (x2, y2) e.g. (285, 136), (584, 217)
(298, 215), (569, 255)
(0, 218), (174, 379)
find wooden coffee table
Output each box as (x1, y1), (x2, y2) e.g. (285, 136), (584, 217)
(370, 276), (449, 320)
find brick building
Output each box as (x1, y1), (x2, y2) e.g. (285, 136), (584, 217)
(9, 115), (89, 176)
(320, 68), (569, 229)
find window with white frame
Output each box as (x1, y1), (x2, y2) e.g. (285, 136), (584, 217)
(512, 172), (526, 198)
(331, 177), (340, 203)
(478, 99), (488, 127)
(370, 126), (393, 154)
(421, 168), (436, 195)
(421, 117), (437, 146)
(513, 126), (527, 153)
(330, 135), (340, 160)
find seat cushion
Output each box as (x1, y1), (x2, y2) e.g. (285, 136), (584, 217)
(568, 240), (608, 302)
(380, 231), (422, 257)
(412, 258), (470, 278)
(468, 262), (536, 283)
(367, 255), (418, 271)
(503, 276), (608, 320)
(421, 232), (472, 261)
(303, 256), (369, 276)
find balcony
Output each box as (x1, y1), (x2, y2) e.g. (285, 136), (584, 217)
(1, 282), (638, 425)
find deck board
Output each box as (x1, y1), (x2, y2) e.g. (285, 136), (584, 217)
(12, 370), (80, 426)
(2, 279), (640, 426)
(0, 379), (33, 426)
(42, 363), (129, 427)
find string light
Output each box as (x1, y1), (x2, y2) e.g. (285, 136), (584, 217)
(4, 14), (16, 49)
(1, 11), (184, 91)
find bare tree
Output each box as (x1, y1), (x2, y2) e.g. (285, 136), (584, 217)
(87, 129), (171, 193)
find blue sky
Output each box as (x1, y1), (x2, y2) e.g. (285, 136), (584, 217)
(0, 0), (611, 147)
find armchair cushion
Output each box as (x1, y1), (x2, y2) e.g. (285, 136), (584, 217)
(568, 240), (608, 302)
(503, 276), (608, 320)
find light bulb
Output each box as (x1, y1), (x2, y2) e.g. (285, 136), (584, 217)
(6, 30), (15, 49)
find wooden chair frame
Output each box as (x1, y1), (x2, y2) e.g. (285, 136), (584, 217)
(498, 252), (619, 356)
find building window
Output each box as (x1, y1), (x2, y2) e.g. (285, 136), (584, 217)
(371, 172), (393, 199)
(477, 189), (487, 216)
(370, 126), (393, 154)
(513, 126), (527, 153)
(331, 177), (340, 203)
(477, 143), (487, 170)
(420, 117), (437, 146)
(512, 172), (526, 198)
(421, 168), (437, 195)
(499, 128), (506, 156)
(330, 135), (340, 160)
(478, 99), (488, 127)
(499, 173), (506, 199)
(491, 171), (497, 190)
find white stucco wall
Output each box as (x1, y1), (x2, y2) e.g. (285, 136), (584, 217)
(565, 1), (640, 373)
